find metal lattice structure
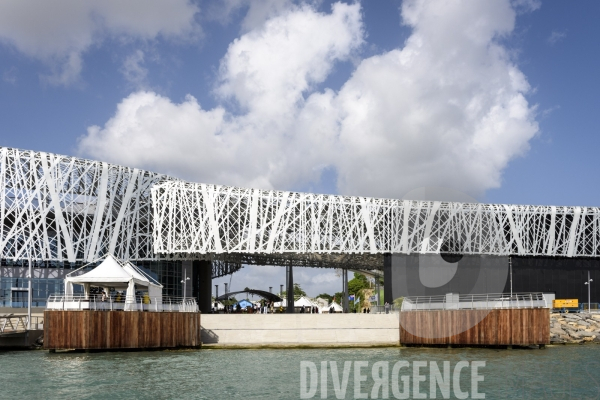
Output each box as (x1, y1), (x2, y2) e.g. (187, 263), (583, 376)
(4, 146), (600, 274)
(1, 147), (170, 262)
(153, 181), (600, 260)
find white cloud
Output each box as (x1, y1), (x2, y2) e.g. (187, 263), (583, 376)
(208, 0), (323, 33)
(78, 2), (363, 189)
(331, 0), (538, 197)
(0, 0), (200, 85)
(3, 66), (17, 84)
(121, 50), (149, 88)
(547, 30), (566, 45)
(41, 51), (83, 86)
(78, 0), (539, 201)
(510, 0), (541, 13)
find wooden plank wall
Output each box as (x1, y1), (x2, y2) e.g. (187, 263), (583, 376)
(44, 311), (201, 350)
(400, 308), (550, 346)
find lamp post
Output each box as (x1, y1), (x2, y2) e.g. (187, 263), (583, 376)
(584, 271), (593, 312)
(27, 255), (32, 330)
(181, 270), (190, 299)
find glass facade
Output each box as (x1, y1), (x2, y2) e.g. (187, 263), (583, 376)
(137, 260), (183, 297)
(0, 277), (72, 307)
(0, 259), (183, 307)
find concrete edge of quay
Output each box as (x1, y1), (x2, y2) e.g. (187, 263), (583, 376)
(200, 342), (401, 349)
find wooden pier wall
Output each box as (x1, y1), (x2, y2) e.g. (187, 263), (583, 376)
(44, 311), (201, 350)
(400, 308), (550, 346)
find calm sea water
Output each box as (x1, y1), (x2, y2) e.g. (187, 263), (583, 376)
(2, 346), (600, 399)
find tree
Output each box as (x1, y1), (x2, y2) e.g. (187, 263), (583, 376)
(333, 292), (344, 304)
(316, 293), (333, 303)
(221, 296), (237, 306)
(281, 283), (306, 300)
(348, 273), (369, 295)
(346, 273), (373, 312)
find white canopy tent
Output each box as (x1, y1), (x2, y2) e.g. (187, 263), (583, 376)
(273, 296), (321, 313)
(323, 301), (343, 313)
(64, 255), (163, 310)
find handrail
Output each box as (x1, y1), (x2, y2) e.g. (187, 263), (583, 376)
(45, 294), (198, 312)
(0, 315), (43, 333)
(400, 292), (548, 311)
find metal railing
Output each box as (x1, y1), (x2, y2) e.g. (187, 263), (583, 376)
(401, 292), (547, 311)
(46, 294), (198, 313)
(0, 298), (50, 307)
(0, 315), (43, 333)
(370, 304), (399, 314)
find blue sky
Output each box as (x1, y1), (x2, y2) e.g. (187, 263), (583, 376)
(1, 0), (599, 296)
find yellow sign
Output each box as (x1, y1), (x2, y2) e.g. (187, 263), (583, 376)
(553, 299), (579, 308)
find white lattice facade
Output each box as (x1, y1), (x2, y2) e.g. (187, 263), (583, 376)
(0, 147), (171, 262)
(3, 146), (600, 269)
(153, 181), (600, 259)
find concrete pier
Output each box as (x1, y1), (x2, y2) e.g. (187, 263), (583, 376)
(200, 314), (400, 348)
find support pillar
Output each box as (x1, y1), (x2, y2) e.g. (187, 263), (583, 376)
(343, 269), (349, 313)
(286, 263), (294, 313)
(384, 253), (393, 305)
(193, 260), (212, 314)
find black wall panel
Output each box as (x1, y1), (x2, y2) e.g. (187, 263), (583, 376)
(385, 254), (599, 304)
(505, 256), (599, 303)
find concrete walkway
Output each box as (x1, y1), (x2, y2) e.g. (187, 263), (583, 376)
(201, 314), (400, 348)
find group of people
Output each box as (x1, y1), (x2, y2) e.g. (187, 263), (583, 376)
(299, 305), (319, 313)
(215, 300), (276, 314)
(214, 302), (327, 313)
(91, 289), (148, 304)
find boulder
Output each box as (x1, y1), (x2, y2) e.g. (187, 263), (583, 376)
(559, 334), (572, 342)
(550, 327), (567, 336)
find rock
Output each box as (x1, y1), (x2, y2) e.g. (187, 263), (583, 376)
(591, 315), (600, 321)
(551, 327), (566, 336)
(566, 324), (577, 329)
(578, 320), (590, 327)
(576, 331), (596, 338)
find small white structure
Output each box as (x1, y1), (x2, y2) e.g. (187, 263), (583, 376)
(63, 255), (162, 310)
(48, 255), (197, 312)
(322, 302), (343, 313)
(272, 297), (321, 313)
(294, 296), (320, 313)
